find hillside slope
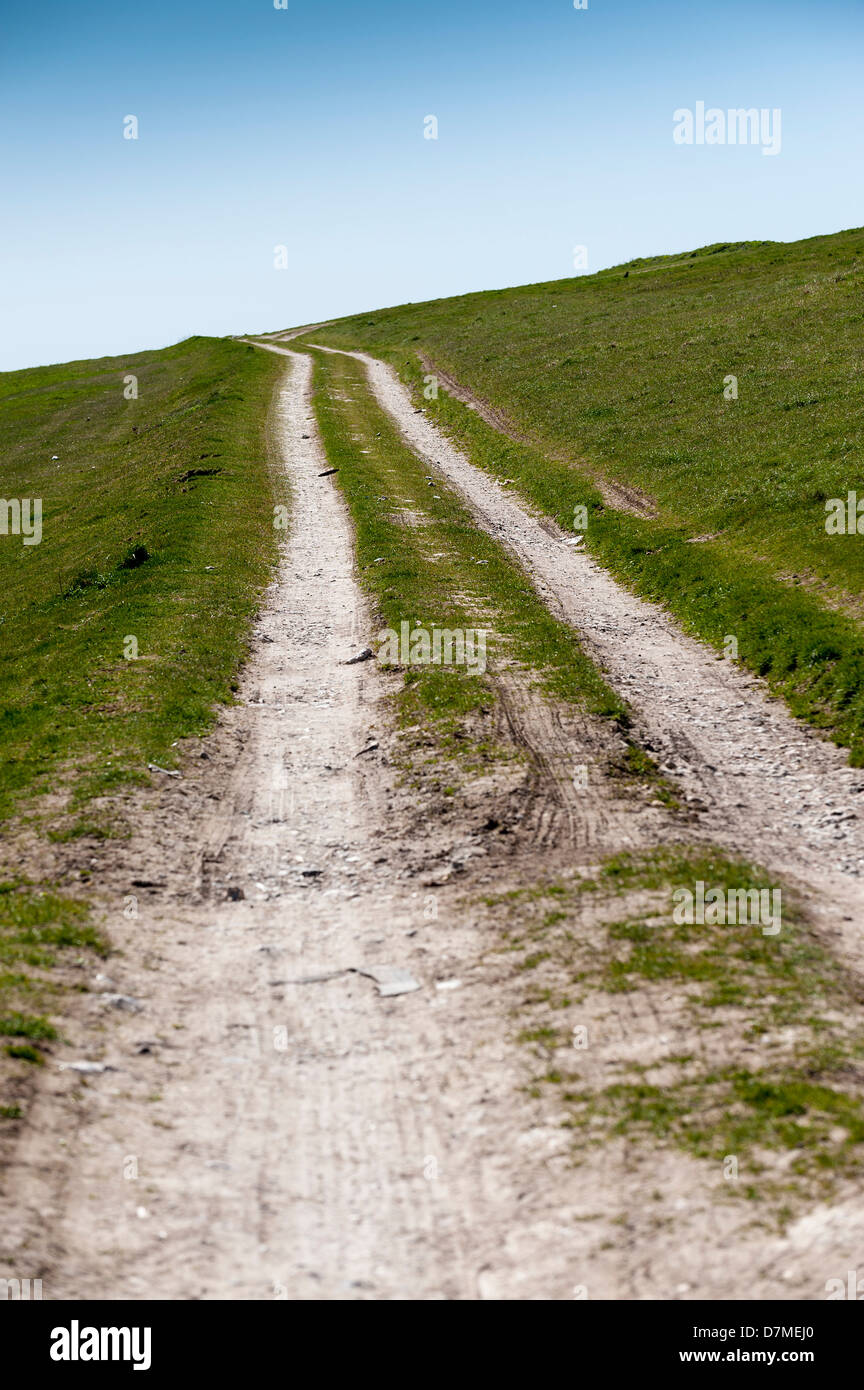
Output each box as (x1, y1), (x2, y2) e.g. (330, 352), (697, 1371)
(306, 228), (864, 758)
(0, 337), (282, 1098)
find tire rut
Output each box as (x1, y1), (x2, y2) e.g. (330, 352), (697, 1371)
(7, 340), (864, 1303)
(311, 345), (864, 972)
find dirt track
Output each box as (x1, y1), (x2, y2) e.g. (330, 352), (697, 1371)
(4, 340), (864, 1301)
(310, 344), (864, 968)
(0, 343), (675, 1300)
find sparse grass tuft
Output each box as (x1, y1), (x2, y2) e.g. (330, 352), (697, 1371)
(484, 844), (864, 1207)
(0, 878), (108, 1095)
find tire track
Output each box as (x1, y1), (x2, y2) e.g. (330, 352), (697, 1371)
(2, 341), (682, 1302)
(309, 345), (864, 960)
(7, 340), (863, 1304)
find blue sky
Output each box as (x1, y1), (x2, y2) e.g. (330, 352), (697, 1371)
(2, 0), (862, 370)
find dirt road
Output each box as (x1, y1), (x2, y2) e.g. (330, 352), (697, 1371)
(4, 340), (864, 1301)
(0, 344), (666, 1300)
(310, 345), (864, 964)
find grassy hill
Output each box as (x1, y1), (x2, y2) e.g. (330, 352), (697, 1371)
(0, 337), (282, 1082)
(0, 336), (283, 825)
(305, 227), (864, 760)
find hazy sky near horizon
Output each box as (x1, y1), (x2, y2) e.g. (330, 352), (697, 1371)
(2, 0), (862, 371)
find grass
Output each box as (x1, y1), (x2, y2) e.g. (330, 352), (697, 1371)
(482, 845), (864, 1207)
(0, 335), (285, 1109)
(0, 1013), (58, 1041)
(304, 227), (864, 761)
(293, 342), (626, 781)
(0, 335), (285, 823)
(0, 881), (106, 967)
(567, 1070), (864, 1184)
(0, 882), (106, 1090)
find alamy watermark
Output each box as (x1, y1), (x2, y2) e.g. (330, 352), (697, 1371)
(1, 498), (42, 545)
(825, 1270), (864, 1300)
(673, 102), (781, 156)
(50, 1322), (151, 1371)
(825, 492), (864, 534)
(377, 622), (488, 675)
(672, 881), (781, 936)
(1, 1277), (43, 1300)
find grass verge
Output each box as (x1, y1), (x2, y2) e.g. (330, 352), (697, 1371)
(0, 335), (284, 1110)
(0, 336), (285, 824)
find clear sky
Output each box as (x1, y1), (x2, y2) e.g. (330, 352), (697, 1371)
(2, 0), (862, 371)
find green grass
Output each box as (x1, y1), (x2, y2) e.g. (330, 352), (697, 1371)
(0, 1012), (57, 1041)
(0, 335), (284, 1107)
(4, 1044), (43, 1065)
(566, 1070), (864, 1183)
(0, 335), (285, 822)
(0, 882), (108, 1084)
(295, 343), (625, 773)
(483, 845), (864, 1206)
(0, 882), (106, 968)
(305, 228), (864, 760)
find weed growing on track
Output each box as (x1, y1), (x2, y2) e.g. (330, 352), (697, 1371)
(0, 883), (106, 1102)
(306, 229), (864, 761)
(482, 845), (864, 1210)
